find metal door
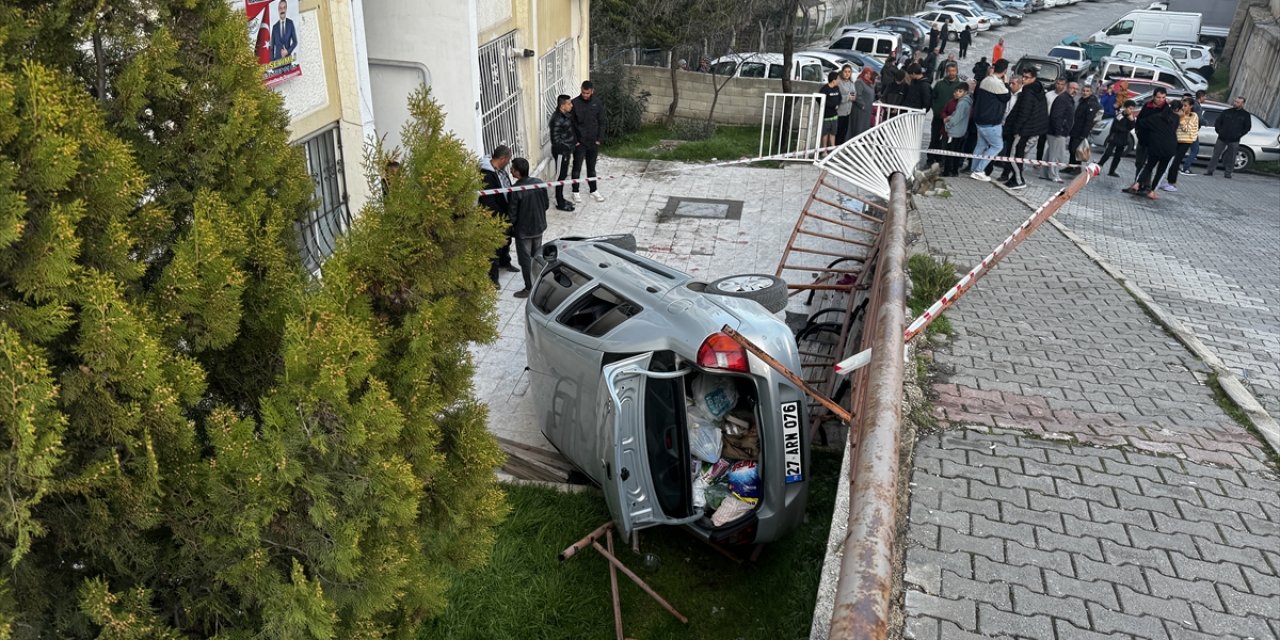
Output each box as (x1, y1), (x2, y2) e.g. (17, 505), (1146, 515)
(478, 31), (524, 157)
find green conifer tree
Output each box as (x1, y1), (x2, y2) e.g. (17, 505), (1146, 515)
(0, 2), (507, 637)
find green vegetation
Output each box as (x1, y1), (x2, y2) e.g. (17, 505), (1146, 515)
(0, 2), (505, 636)
(424, 449), (843, 640)
(1206, 373), (1280, 469)
(907, 254), (959, 336)
(1252, 161), (1280, 176)
(606, 124), (766, 163)
(1207, 68), (1231, 101)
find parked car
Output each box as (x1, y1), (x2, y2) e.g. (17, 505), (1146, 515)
(1089, 95), (1280, 172)
(1088, 10), (1201, 48)
(1095, 59), (1203, 96)
(1002, 0), (1037, 13)
(914, 9), (985, 36)
(708, 52), (828, 82)
(524, 236), (811, 545)
(1155, 41), (1215, 78)
(1104, 44), (1209, 91)
(976, 0), (1025, 24)
(925, 4), (996, 31)
(1013, 55), (1066, 88)
(835, 16), (931, 52)
(809, 48), (885, 75)
(828, 29), (904, 63)
(937, 0), (1013, 27)
(1048, 44), (1093, 79)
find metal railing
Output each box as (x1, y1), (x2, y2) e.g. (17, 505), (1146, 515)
(816, 103), (928, 199)
(760, 93), (827, 161)
(827, 172), (909, 639)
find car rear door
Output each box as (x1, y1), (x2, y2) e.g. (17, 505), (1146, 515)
(598, 353), (702, 542)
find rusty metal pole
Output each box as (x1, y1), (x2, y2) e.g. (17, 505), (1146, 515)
(828, 172), (909, 639)
(606, 529), (624, 640)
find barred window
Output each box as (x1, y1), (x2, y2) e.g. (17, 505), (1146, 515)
(297, 125), (352, 274)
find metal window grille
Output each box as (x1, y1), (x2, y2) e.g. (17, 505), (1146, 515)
(297, 125), (352, 274)
(539, 38), (577, 148)
(478, 31), (524, 157)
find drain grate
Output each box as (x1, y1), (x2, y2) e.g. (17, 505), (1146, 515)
(657, 196), (744, 221)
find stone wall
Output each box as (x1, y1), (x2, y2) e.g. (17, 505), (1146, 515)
(1227, 4), (1280, 127)
(625, 65), (825, 126)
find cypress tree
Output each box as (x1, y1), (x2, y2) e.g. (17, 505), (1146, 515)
(0, 2), (508, 637)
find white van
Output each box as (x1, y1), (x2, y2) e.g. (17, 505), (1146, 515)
(708, 53), (829, 83)
(1089, 10), (1200, 47)
(827, 30), (903, 63)
(1098, 59), (1198, 95)
(1105, 44), (1208, 91)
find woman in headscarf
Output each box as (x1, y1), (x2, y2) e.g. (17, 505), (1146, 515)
(853, 67), (877, 135)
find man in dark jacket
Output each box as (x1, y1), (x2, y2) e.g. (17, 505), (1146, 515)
(903, 64), (932, 111)
(479, 146), (517, 284)
(1003, 67), (1048, 189)
(548, 94), (576, 212)
(1041, 81), (1075, 182)
(1205, 96), (1253, 178)
(1127, 88), (1179, 198)
(506, 157), (549, 298)
(972, 56), (990, 80)
(1068, 84), (1101, 166)
(939, 21), (949, 53)
(570, 80), (606, 202)
(958, 25), (972, 59)
(968, 58), (1009, 180)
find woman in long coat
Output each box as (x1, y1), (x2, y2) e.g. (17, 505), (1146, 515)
(852, 67), (877, 135)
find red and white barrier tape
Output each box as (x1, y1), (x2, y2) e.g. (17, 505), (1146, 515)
(864, 142), (1086, 170)
(834, 162), (1103, 375)
(475, 144), (842, 197)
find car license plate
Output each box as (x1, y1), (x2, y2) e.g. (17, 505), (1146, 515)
(781, 401), (803, 483)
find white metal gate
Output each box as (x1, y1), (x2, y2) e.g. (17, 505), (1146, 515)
(538, 39), (576, 148)
(478, 31), (524, 157)
(760, 93), (825, 161)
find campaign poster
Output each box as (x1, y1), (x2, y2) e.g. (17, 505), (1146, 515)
(246, 0), (303, 87)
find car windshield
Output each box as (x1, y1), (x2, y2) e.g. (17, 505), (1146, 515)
(710, 61), (737, 76)
(1049, 48), (1081, 60)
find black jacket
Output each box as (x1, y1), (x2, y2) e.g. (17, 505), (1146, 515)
(507, 177), (549, 239)
(478, 159), (508, 217)
(1215, 106), (1252, 143)
(1070, 94), (1101, 139)
(971, 75), (1010, 126)
(882, 82), (907, 106)
(1136, 100), (1179, 158)
(959, 28), (972, 47)
(549, 110), (576, 155)
(972, 60), (989, 79)
(570, 94), (606, 145)
(904, 79), (932, 111)
(1007, 80), (1048, 137)
(1106, 112), (1136, 146)
(1047, 92), (1074, 137)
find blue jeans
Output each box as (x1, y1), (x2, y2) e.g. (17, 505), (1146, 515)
(972, 125), (1003, 173)
(1181, 139), (1200, 172)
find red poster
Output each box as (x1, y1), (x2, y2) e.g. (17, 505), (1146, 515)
(246, 0), (303, 87)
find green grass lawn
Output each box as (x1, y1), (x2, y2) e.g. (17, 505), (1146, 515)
(422, 448), (843, 640)
(604, 123), (765, 163)
(1207, 67), (1230, 101)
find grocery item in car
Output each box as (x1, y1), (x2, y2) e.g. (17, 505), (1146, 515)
(722, 425), (760, 460)
(728, 460), (761, 504)
(692, 374), (739, 419)
(688, 407), (724, 463)
(711, 495), (755, 527)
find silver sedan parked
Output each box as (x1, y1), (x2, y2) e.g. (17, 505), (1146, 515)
(524, 236), (810, 545)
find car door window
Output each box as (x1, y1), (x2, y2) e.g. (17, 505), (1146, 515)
(558, 286), (642, 338)
(1108, 19), (1134, 36)
(1156, 71), (1182, 89)
(855, 38), (875, 53)
(767, 63), (785, 79)
(739, 62), (766, 78)
(831, 36), (853, 50)
(1200, 109), (1219, 127)
(1170, 48), (1187, 60)
(533, 264), (592, 314)
(710, 61), (737, 76)
(1133, 66), (1155, 81)
(876, 39), (893, 55)
(800, 63), (823, 82)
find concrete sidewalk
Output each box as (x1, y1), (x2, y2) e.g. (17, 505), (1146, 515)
(904, 177), (1280, 639)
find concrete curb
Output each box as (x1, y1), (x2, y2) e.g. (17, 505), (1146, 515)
(993, 183), (1280, 459)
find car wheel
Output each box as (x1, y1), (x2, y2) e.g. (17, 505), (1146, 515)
(1234, 147), (1254, 173)
(561, 233), (638, 252)
(706, 274), (789, 313)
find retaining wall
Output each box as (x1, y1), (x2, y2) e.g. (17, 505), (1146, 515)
(625, 65), (825, 126)
(1227, 3), (1280, 127)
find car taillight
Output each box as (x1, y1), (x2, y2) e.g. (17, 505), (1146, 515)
(697, 332), (749, 372)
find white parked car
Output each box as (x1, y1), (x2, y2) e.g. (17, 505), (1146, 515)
(914, 9), (987, 36)
(1156, 41), (1215, 78)
(1104, 45), (1208, 92)
(1048, 45), (1093, 79)
(708, 52), (829, 82)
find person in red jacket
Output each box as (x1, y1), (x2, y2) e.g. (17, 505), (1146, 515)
(992, 38), (1005, 63)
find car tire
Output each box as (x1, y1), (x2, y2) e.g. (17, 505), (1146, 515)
(706, 274), (789, 314)
(561, 233), (638, 252)
(1234, 147), (1254, 173)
